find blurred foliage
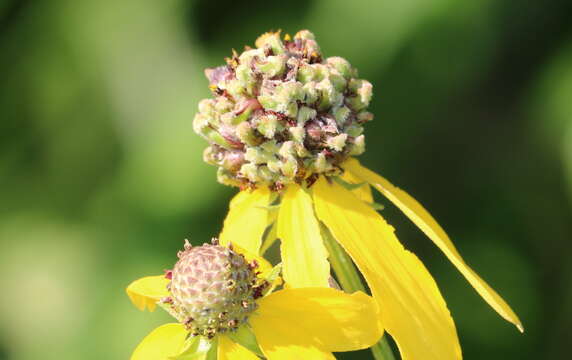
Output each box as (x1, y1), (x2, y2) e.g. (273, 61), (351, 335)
(0, 0), (571, 359)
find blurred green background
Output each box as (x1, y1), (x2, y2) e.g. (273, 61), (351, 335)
(1, 0), (571, 359)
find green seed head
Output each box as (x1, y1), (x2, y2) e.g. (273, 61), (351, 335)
(161, 240), (260, 338)
(194, 30), (373, 190)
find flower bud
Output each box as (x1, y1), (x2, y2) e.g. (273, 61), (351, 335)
(317, 78), (343, 111)
(236, 122), (261, 146)
(281, 156), (298, 178)
(279, 141), (296, 158)
(256, 114), (280, 139)
(255, 32), (286, 54)
(297, 64), (316, 83)
(349, 135), (366, 155)
(347, 79), (373, 111)
(326, 57), (355, 79)
(289, 126), (305, 143)
(334, 106), (351, 126)
(240, 163), (260, 183)
(256, 55), (287, 77)
(327, 134), (348, 152)
(244, 147), (266, 165)
(297, 106), (317, 125)
(313, 152), (332, 173)
(357, 111), (374, 123)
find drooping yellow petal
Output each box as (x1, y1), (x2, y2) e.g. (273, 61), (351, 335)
(277, 184), (330, 288)
(131, 323), (187, 360)
(344, 158), (523, 331)
(219, 188), (271, 254)
(126, 275), (170, 311)
(340, 168), (373, 203)
(218, 335), (259, 360)
(314, 178), (461, 360)
(251, 287), (381, 355)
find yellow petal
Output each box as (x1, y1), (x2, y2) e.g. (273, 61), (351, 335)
(277, 184), (330, 288)
(250, 291), (336, 360)
(227, 241), (273, 278)
(131, 323), (187, 360)
(249, 341), (333, 360)
(251, 287), (381, 355)
(314, 178), (461, 360)
(340, 168), (373, 203)
(344, 158), (523, 331)
(217, 335), (259, 360)
(219, 188), (271, 254)
(126, 275), (170, 311)
(227, 241), (282, 295)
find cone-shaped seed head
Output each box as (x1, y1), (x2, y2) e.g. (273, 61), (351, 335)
(163, 242), (259, 338)
(194, 30), (373, 189)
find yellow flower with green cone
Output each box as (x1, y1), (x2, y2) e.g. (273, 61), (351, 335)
(126, 240), (382, 359)
(194, 29), (524, 359)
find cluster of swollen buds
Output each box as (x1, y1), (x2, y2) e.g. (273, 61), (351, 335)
(193, 30), (373, 189)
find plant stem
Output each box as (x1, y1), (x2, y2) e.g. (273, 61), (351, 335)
(321, 224), (397, 360)
(322, 226), (364, 292)
(369, 337), (397, 360)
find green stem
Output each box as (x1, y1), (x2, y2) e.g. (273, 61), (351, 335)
(322, 225), (364, 292)
(321, 224), (397, 360)
(369, 337), (397, 360)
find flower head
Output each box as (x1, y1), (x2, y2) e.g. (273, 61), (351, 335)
(194, 30), (372, 189)
(163, 240), (260, 338)
(126, 239), (382, 359)
(195, 29), (524, 360)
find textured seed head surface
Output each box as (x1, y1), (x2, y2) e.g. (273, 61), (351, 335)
(193, 30), (373, 189)
(163, 241), (258, 338)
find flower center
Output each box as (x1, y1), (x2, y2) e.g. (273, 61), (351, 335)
(160, 241), (264, 338)
(194, 30), (373, 190)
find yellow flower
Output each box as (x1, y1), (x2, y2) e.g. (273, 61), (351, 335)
(126, 241), (382, 360)
(192, 29), (523, 359)
(219, 158), (523, 360)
